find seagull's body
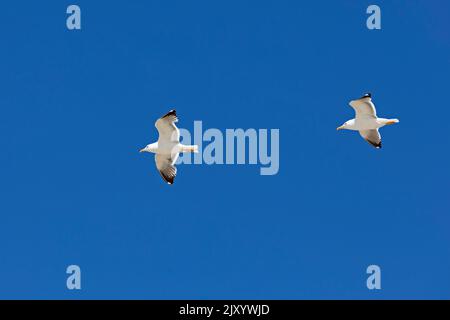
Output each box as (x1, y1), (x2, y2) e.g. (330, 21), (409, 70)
(140, 110), (198, 184)
(337, 93), (399, 148)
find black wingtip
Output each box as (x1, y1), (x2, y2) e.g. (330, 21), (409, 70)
(159, 171), (175, 185)
(162, 109), (177, 118)
(164, 174), (175, 185)
(367, 140), (382, 149)
(359, 93), (372, 99)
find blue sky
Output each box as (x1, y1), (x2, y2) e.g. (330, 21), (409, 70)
(0, 1), (449, 299)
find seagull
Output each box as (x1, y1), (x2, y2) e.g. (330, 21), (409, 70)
(140, 110), (198, 184)
(337, 93), (399, 148)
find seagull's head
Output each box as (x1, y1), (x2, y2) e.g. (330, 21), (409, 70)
(139, 143), (157, 153)
(337, 119), (355, 131)
(337, 121), (347, 131)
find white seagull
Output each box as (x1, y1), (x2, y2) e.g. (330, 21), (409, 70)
(337, 93), (399, 148)
(140, 110), (198, 184)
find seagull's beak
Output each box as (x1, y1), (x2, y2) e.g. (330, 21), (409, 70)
(139, 148), (146, 153)
(336, 125), (344, 131)
(385, 119), (399, 125)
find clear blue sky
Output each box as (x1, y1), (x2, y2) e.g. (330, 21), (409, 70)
(0, 1), (449, 299)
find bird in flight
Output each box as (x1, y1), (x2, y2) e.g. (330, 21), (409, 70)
(140, 110), (198, 184)
(337, 93), (399, 148)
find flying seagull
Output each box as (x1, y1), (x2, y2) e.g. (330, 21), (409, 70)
(140, 110), (198, 184)
(337, 93), (399, 148)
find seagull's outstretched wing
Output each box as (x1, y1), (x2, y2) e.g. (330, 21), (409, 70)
(155, 110), (180, 142)
(155, 154), (179, 184)
(359, 129), (382, 149)
(349, 93), (377, 119)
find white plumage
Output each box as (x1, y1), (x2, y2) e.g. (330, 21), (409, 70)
(140, 110), (198, 184)
(337, 93), (399, 148)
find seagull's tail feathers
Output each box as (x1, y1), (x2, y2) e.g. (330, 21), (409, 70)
(180, 145), (199, 153)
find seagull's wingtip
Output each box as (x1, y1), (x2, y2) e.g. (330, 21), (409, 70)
(161, 109), (177, 119)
